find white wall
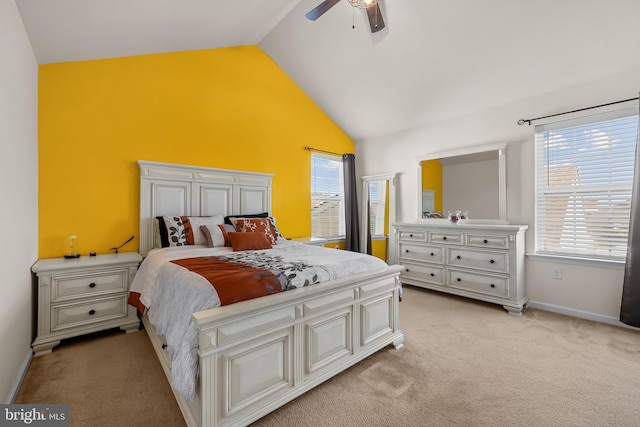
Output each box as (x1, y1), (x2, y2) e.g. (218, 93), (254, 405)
(356, 69), (640, 324)
(0, 0), (39, 403)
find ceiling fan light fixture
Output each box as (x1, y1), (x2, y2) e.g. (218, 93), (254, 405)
(347, 0), (377, 9)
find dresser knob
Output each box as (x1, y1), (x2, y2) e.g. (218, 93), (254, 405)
(457, 278), (461, 282)
(88, 309), (96, 315)
(430, 273), (435, 277)
(457, 255), (461, 259)
(490, 260), (495, 264)
(89, 282), (96, 288)
(430, 252), (434, 256)
(490, 284), (495, 288)
(443, 236), (447, 240)
(405, 249), (410, 253)
(409, 233), (413, 237)
(483, 239), (488, 244)
(406, 268), (410, 272)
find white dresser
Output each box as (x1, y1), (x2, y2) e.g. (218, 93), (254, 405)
(394, 222), (527, 315)
(32, 252), (142, 355)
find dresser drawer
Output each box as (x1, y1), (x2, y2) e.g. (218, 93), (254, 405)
(447, 269), (509, 298)
(401, 262), (445, 286)
(466, 234), (509, 249)
(52, 269), (129, 302)
(398, 242), (444, 263)
(397, 230), (427, 242)
(428, 231), (463, 245)
(447, 248), (508, 273)
(51, 295), (129, 331)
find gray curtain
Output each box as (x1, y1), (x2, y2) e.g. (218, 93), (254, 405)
(620, 97), (640, 327)
(343, 154), (360, 252)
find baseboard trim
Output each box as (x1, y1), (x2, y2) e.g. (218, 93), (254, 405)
(527, 300), (637, 329)
(5, 348), (33, 404)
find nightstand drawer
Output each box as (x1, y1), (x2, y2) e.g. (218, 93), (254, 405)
(52, 270), (129, 302)
(51, 295), (129, 331)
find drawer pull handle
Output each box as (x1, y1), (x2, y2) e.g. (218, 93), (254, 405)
(430, 273), (435, 277)
(430, 252), (434, 256)
(443, 236), (447, 241)
(490, 284), (495, 288)
(457, 278), (461, 282)
(405, 249), (410, 253)
(456, 255), (461, 260)
(409, 233), (413, 237)
(89, 282), (96, 288)
(483, 239), (488, 244)
(406, 268), (410, 272)
(88, 309), (96, 315)
(490, 259), (495, 264)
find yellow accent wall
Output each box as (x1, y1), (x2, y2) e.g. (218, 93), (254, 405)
(421, 159), (443, 213)
(38, 46), (353, 258)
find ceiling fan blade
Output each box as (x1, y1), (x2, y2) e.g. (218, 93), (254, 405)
(306, 0), (342, 21)
(366, 3), (385, 33)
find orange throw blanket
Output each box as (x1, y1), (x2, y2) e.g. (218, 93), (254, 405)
(170, 255), (287, 306)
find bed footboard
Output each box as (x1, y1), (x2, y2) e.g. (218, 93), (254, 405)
(150, 265), (403, 427)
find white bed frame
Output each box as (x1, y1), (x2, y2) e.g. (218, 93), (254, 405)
(138, 160), (404, 426)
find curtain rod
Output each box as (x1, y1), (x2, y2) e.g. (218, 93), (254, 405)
(304, 146), (343, 156)
(517, 96), (639, 126)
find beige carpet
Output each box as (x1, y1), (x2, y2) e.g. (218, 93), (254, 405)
(15, 286), (640, 427)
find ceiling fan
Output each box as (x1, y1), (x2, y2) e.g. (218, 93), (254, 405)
(306, 0), (385, 33)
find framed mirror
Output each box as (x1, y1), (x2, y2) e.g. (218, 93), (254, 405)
(416, 142), (507, 223)
(361, 173), (397, 263)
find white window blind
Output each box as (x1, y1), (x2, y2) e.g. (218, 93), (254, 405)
(535, 108), (638, 260)
(311, 153), (345, 238)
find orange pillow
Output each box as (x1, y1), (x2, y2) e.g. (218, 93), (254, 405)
(232, 218), (277, 245)
(228, 232), (273, 251)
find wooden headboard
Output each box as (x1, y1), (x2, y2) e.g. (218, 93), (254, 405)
(138, 160), (274, 255)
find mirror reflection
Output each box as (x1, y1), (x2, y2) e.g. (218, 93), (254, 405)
(417, 143), (507, 222)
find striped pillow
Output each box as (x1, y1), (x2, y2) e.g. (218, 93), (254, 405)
(201, 224), (236, 247)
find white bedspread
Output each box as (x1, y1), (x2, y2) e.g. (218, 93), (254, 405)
(130, 241), (388, 401)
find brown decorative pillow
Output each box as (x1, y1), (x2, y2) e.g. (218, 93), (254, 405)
(228, 232), (272, 251)
(232, 218), (277, 245)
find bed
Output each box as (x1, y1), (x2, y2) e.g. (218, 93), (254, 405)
(132, 160), (404, 427)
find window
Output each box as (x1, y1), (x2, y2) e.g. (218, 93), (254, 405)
(368, 180), (387, 236)
(311, 153), (344, 238)
(535, 108), (638, 260)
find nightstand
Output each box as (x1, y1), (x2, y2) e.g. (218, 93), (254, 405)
(291, 237), (327, 247)
(31, 252), (142, 356)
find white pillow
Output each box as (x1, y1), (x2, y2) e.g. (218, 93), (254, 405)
(162, 215), (224, 246)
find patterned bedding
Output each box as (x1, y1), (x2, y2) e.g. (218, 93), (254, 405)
(128, 241), (389, 401)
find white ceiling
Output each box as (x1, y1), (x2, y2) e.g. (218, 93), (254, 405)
(16, 0), (640, 141)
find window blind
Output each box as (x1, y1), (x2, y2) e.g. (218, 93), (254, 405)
(311, 153), (345, 238)
(535, 108), (638, 260)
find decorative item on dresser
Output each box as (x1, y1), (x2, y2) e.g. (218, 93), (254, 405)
(31, 252), (142, 356)
(394, 222), (528, 315)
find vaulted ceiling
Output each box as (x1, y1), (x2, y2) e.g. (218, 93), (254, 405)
(15, 0), (640, 141)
